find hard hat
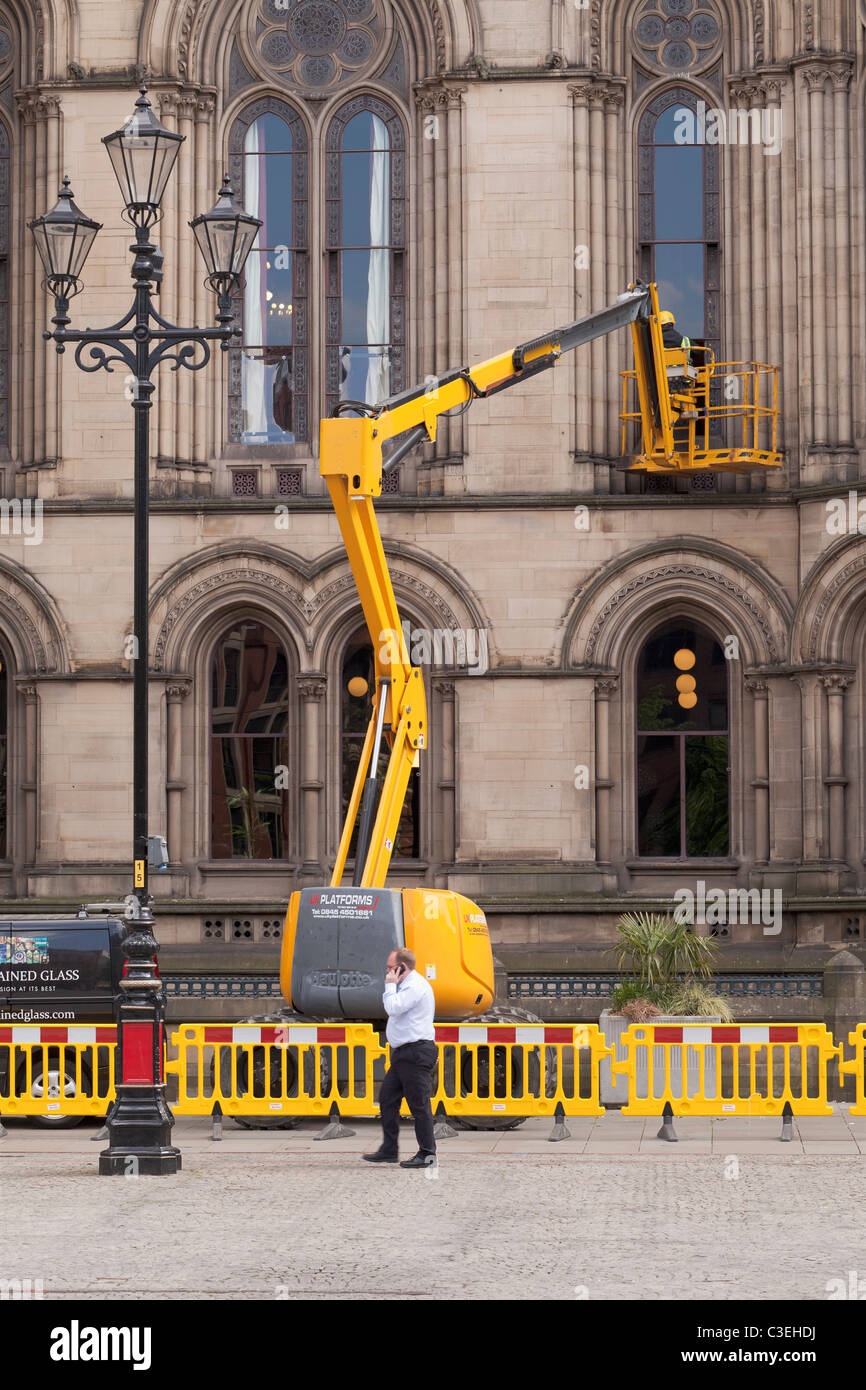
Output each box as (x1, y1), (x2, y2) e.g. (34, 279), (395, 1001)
(659, 310), (676, 326)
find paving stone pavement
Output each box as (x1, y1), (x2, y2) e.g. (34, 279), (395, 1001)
(2, 1112), (866, 1300)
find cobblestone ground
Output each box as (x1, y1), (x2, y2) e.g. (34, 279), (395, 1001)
(2, 1115), (866, 1300)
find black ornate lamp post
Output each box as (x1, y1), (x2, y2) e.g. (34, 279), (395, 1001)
(29, 87), (261, 1176)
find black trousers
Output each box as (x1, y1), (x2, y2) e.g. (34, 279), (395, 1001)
(379, 1039), (438, 1156)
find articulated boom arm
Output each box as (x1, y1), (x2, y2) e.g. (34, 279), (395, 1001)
(322, 285), (653, 890)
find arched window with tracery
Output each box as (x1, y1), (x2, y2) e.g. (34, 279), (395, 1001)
(637, 87), (720, 367)
(325, 94), (405, 415)
(0, 645), (6, 858)
(341, 628), (419, 860)
(228, 99), (308, 445)
(0, 114), (9, 454)
(635, 619), (729, 857)
(211, 621), (291, 858)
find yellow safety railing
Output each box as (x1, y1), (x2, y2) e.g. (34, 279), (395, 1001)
(620, 359), (780, 473)
(838, 1025), (866, 1114)
(399, 1023), (612, 1120)
(0, 1023), (117, 1118)
(611, 1023), (840, 1117)
(166, 1021), (385, 1119)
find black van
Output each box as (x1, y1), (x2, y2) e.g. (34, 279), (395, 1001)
(0, 916), (128, 1126)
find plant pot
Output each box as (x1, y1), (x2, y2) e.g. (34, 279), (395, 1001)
(599, 1008), (722, 1107)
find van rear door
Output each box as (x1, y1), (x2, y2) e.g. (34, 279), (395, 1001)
(4, 924), (114, 1022)
(0, 925), (9, 1016)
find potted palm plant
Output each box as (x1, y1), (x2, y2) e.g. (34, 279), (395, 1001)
(599, 910), (733, 1105)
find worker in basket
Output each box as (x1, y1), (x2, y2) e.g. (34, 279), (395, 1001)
(660, 308), (699, 428)
(660, 309), (691, 379)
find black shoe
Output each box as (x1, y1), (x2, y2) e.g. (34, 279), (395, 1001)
(400, 1152), (437, 1169)
(362, 1148), (399, 1164)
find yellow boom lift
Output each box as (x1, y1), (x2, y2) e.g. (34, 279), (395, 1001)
(277, 280), (780, 1027)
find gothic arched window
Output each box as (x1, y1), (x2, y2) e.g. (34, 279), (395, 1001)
(341, 628), (419, 860)
(0, 118), (9, 453)
(228, 100), (308, 445)
(0, 646), (6, 857)
(638, 88), (720, 365)
(635, 620), (729, 857)
(211, 621), (291, 858)
(325, 94), (405, 415)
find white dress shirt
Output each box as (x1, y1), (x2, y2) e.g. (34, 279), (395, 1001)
(383, 969), (436, 1048)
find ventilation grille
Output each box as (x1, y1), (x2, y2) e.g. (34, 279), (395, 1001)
(200, 916), (283, 943)
(276, 467), (302, 497)
(690, 472), (716, 492)
(645, 474), (675, 494)
(231, 469), (259, 497)
(381, 467), (400, 495)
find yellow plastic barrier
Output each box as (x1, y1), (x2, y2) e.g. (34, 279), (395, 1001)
(398, 1023), (612, 1120)
(0, 1023), (117, 1118)
(611, 1022), (840, 1117)
(839, 1025), (866, 1114)
(166, 1021), (386, 1119)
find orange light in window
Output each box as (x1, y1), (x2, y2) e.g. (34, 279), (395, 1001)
(676, 674), (696, 693)
(674, 648), (696, 670)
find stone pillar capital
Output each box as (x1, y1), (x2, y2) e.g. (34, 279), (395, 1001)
(594, 675), (619, 699)
(165, 680), (193, 702)
(297, 673), (327, 702)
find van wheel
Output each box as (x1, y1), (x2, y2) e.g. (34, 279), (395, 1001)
(24, 1058), (89, 1129)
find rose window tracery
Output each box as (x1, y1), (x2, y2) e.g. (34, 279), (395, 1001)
(633, 0), (722, 74)
(250, 0), (385, 90)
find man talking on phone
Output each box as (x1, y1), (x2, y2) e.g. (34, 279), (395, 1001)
(362, 947), (438, 1169)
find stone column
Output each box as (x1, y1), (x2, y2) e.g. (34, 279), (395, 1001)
(432, 87), (448, 463)
(594, 676), (618, 864)
(435, 679), (456, 866)
(588, 89), (606, 463)
(194, 95), (216, 465)
(604, 86), (625, 465)
(805, 65), (828, 445)
(729, 83), (754, 371)
(156, 91), (180, 467)
(17, 683), (39, 864)
(830, 63), (853, 446)
(762, 76), (784, 461)
(15, 94), (37, 469)
(821, 673), (853, 863)
(175, 93), (198, 466)
(745, 677), (770, 862)
(823, 949), (866, 1101)
(776, 73), (797, 466)
(445, 88), (465, 463)
(790, 671), (821, 862)
(298, 675), (326, 867)
(569, 84), (592, 483)
(165, 681), (191, 863)
(42, 95), (62, 467)
(415, 92), (436, 390)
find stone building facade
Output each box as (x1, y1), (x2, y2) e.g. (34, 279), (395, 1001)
(0, 0), (865, 990)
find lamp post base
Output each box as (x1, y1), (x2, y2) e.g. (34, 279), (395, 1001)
(98, 1084), (182, 1176)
